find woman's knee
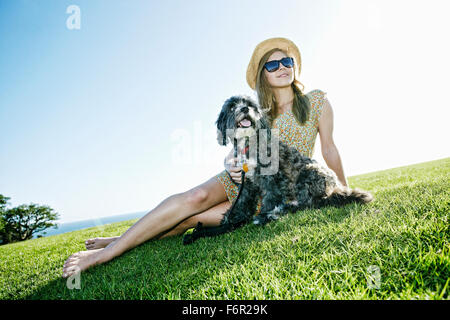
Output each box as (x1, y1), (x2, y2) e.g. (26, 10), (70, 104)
(183, 186), (210, 208)
(182, 177), (228, 211)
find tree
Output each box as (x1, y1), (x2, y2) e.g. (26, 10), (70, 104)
(0, 195), (10, 238)
(0, 195), (59, 244)
(0, 194), (9, 209)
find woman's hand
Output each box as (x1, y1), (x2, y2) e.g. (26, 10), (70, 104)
(224, 151), (243, 184)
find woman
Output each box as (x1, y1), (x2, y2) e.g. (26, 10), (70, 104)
(62, 37), (348, 278)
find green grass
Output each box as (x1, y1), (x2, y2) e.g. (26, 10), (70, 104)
(1, 158), (449, 300)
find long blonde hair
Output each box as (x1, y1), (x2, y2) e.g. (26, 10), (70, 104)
(255, 48), (310, 126)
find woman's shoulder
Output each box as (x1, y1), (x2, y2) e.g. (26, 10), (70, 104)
(305, 89), (327, 102)
(305, 89), (328, 124)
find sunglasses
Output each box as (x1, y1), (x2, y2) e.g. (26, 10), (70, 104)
(264, 57), (294, 73)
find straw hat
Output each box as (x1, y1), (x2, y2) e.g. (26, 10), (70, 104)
(246, 37), (302, 90)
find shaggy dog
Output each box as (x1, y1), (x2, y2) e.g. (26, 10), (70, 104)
(183, 95), (373, 245)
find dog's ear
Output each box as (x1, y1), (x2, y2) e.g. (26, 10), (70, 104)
(215, 107), (229, 146)
(216, 97), (238, 146)
(216, 129), (227, 146)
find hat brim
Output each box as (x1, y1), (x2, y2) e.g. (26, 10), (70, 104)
(246, 37), (301, 90)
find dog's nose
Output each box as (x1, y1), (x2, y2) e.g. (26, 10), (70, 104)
(241, 106), (249, 113)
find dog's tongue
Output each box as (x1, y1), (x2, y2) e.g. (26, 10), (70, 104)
(240, 119), (251, 127)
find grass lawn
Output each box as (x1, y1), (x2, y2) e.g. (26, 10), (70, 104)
(0, 158), (449, 300)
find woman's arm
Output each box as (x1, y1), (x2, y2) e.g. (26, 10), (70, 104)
(318, 98), (349, 187)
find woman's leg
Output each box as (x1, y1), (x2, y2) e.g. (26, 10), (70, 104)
(62, 176), (229, 278)
(157, 200), (231, 239)
(84, 200), (231, 249)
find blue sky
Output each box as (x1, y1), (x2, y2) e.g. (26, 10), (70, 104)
(1, 0), (449, 223)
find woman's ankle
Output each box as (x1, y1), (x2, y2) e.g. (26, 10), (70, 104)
(105, 239), (118, 249)
(96, 246), (118, 265)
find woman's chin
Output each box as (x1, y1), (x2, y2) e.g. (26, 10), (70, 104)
(270, 80), (293, 88)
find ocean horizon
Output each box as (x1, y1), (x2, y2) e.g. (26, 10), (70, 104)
(34, 211), (148, 238)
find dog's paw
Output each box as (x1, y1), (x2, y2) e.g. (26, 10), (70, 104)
(253, 218), (262, 225)
(252, 215), (272, 226)
(252, 216), (265, 225)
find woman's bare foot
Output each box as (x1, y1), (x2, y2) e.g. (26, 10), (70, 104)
(62, 248), (110, 278)
(85, 236), (120, 250)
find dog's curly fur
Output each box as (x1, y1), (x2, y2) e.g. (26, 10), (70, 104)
(183, 95), (373, 245)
